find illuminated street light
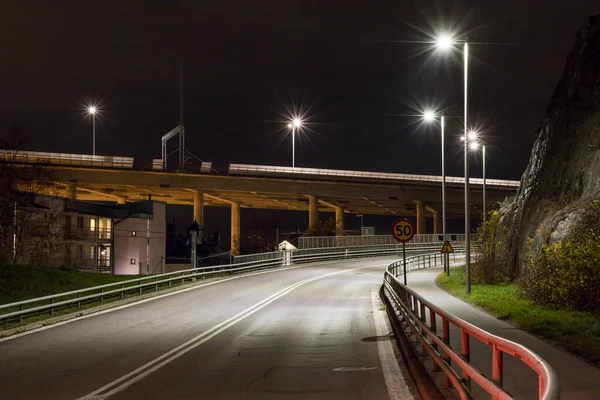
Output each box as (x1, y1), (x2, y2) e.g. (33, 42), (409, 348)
(423, 110), (435, 123)
(288, 118), (302, 167)
(434, 33), (472, 294)
(435, 34), (455, 51)
(88, 106), (98, 156)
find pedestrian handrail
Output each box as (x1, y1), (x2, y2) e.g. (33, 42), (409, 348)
(0, 243), (462, 325)
(382, 259), (560, 400)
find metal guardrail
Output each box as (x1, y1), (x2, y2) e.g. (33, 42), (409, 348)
(0, 244), (458, 326)
(382, 256), (560, 400)
(298, 233), (475, 249)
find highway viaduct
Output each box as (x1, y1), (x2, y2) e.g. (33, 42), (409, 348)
(44, 168), (518, 255)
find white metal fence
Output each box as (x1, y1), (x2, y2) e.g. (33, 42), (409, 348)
(298, 233), (472, 249)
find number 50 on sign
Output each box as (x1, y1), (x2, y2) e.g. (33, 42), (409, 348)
(392, 219), (415, 243)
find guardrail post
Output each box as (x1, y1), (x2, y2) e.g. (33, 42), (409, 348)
(50, 298), (54, 316)
(428, 254), (431, 268)
(429, 310), (440, 372)
(443, 317), (451, 388)
(168, 275), (172, 287)
(77, 292), (81, 308)
(100, 287), (104, 303)
(155, 277), (159, 291)
(19, 305), (24, 323)
(419, 301), (427, 355)
(120, 284), (125, 299)
(492, 344), (503, 389)
(139, 280), (143, 295)
(460, 328), (471, 391)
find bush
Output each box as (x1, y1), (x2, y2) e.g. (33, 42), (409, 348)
(473, 208), (510, 283)
(519, 203), (600, 311)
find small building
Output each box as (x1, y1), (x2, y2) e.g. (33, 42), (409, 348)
(12, 194), (166, 275)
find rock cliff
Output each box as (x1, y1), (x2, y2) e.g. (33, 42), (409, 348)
(501, 14), (600, 276)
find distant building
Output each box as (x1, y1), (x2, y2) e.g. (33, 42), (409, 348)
(12, 194), (166, 275)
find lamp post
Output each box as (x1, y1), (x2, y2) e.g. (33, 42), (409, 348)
(436, 35), (471, 295)
(423, 110), (447, 274)
(357, 214), (364, 235)
(470, 142), (486, 223)
(287, 118), (302, 167)
(88, 106), (97, 156)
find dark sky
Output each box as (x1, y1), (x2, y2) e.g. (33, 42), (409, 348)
(3, 0), (599, 179)
(2, 1), (599, 242)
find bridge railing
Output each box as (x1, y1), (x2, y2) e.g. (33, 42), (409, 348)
(382, 257), (560, 400)
(298, 233), (474, 249)
(0, 243), (461, 326)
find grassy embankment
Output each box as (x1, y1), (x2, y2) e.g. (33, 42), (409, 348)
(436, 266), (600, 367)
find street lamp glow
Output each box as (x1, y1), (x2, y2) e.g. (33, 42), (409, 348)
(287, 123), (292, 128)
(423, 110), (435, 122)
(468, 131), (477, 141)
(88, 106), (97, 115)
(436, 34), (455, 51)
(292, 118), (302, 128)
(470, 141), (479, 150)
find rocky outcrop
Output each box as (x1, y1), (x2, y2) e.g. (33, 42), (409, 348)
(501, 14), (600, 277)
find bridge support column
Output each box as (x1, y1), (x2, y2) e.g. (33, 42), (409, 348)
(415, 201), (425, 234)
(66, 184), (77, 200)
(231, 202), (241, 256)
(308, 196), (318, 232)
(193, 191), (204, 226)
(433, 212), (441, 235)
(335, 207), (344, 236)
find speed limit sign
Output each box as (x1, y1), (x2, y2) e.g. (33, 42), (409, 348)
(392, 219), (415, 243)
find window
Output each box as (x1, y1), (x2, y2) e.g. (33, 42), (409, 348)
(90, 218), (96, 232)
(90, 246), (96, 259)
(130, 258), (136, 265)
(131, 231), (136, 236)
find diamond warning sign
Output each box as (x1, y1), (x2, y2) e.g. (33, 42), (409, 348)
(441, 240), (454, 254)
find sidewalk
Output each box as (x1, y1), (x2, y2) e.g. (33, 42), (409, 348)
(405, 266), (600, 400)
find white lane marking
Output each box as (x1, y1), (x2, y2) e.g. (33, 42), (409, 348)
(0, 263), (320, 343)
(77, 263), (387, 399)
(334, 366), (378, 372)
(371, 286), (415, 400)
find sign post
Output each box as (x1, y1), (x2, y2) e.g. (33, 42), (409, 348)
(441, 240), (455, 276)
(392, 219), (416, 285)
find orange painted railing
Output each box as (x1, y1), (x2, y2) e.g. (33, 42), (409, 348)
(383, 263), (560, 400)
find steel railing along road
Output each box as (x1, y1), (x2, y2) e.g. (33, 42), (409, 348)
(382, 255), (560, 400)
(0, 243), (455, 326)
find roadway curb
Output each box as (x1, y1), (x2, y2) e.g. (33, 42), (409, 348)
(379, 285), (444, 400)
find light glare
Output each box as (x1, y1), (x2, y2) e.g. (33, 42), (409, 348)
(287, 123), (292, 128)
(470, 142), (479, 150)
(292, 118), (302, 128)
(468, 131), (478, 140)
(423, 110), (435, 122)
(88, 106), (97, 115)
(436, 34), (455, 51)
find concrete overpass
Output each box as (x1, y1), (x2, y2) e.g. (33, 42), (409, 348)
(4, 150), (520, 255)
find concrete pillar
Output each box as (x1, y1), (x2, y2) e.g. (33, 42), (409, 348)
(308, 195), (318, 232)
(433, 212), (441, 235)
(415, 201), (425, 234)
(66, 184), (77, 200)
(230, 202), (240, 256)
(335, 207), (344, 236)
(193, 191), (204, 226)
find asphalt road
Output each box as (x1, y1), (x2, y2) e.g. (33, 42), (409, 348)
(0, 257), (418, 400)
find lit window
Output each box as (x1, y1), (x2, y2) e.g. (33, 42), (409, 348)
(131, 231), (136, 236)
(130, 258), (136, 265)
(90, 218), (96, 232)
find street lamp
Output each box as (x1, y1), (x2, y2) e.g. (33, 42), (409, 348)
(422, 111), (446, 253)
(436, 34), (472, 295)
(470, 142), (487, 223)
(88, 106), (97, 156)
(288, 118), (302, 167)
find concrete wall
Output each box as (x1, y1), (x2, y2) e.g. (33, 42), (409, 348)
(114, 201), (166, 275)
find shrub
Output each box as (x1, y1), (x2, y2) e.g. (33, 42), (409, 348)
(519, 202), (600, 311)
(473, 208), (510, 283)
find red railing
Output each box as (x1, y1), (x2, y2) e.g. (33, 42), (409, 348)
(383, 265), (560, 400)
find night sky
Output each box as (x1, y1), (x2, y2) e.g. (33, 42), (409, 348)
(2, 1), (599, 243)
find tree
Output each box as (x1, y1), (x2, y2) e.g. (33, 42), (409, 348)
(0, 130), (65, 266)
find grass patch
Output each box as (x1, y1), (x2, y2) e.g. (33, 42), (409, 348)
(0, 262), (142, 305)
(437, 266), (600, 367)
